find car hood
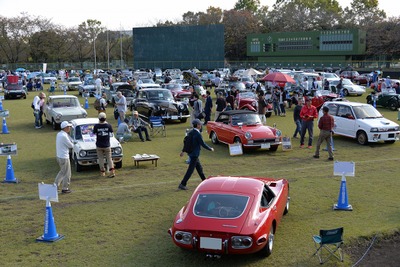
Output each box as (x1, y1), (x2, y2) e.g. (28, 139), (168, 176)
(358, 117), (399, 127)
(51, 107), (86, 115)
(75, 136), (120, 149)
(344, 85), (366, 92)
(152, 100), (179, 111)
(235, 125), (277, 138)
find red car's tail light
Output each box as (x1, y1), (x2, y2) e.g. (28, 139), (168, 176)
(231, 236), (253, 249)
(174, 231), (192, 245)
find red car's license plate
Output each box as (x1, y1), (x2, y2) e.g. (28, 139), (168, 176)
(200, 237), (222, 250)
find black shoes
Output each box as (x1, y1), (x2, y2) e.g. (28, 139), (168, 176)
(61, 189), (72, 194)
(313, 155), (319, 158)
(178, 184), (188, 190)
(146, 138), (151, 141)
(141, 139), (145, 142)
(328, 157), (334, 161)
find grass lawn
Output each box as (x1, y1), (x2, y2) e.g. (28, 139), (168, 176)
(0, 85), (399, 267)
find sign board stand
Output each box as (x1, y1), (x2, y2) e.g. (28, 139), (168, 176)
(229, 143), (243, 156)
(333, 161), (354, 211)
(36, 183), (64, 242)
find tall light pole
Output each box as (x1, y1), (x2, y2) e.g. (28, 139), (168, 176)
(120, 25), (123, 69)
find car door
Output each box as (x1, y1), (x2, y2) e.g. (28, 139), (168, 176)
(333, 105), (357, 138)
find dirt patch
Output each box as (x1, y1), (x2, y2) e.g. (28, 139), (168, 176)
(347, 232), (400, 266)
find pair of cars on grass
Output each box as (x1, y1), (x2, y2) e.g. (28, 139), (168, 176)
(168, 175), (290, 257)
(319, 101), (400, 145)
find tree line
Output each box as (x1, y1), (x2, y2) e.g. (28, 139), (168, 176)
(0, 0), (399, 69)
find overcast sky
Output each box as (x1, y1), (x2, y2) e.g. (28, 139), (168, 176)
(0, 0), (397, 30)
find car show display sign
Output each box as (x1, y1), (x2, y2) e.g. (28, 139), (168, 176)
(229, 143), (243, 156)
(0, 143), (17, 155)
(281, 137), (292, 151)
(0, 110), (10, 117)
(334, 161), (355, 176)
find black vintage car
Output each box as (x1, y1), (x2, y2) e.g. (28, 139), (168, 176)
(366, 89), (400, 111)
(130, 88), (190, 123)
(4, 83), (27, 100)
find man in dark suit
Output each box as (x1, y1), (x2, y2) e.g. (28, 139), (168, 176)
(178, 119), (214, 190)
(204, 90), (213, 125)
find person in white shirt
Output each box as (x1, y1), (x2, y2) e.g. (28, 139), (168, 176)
(115, 91), (127, 122)
(54, 121), (74, 194)
(95, 76), (103, 97)
(32, 92), (46, 129)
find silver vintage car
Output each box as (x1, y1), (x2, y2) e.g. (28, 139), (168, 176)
(43, 95), (87, 130)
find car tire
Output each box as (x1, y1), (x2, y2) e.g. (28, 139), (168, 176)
(52, 119), (59, 130)
(388, 100), (398, 111)
(343, 89), (349, 96)
(115, 161), (122, 169)
(284, 188), (290, 215)
(260, 225), (274, 257)
(74, 155), (82, 172)
(180, 118), (187, 123)
(211, 131), (219, 144)
(356, 131), (368, 145)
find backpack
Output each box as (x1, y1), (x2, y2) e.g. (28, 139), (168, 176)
(94, 98), (101, 110)
(182, 129), (195, 154)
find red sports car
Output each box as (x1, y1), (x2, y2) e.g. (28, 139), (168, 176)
(168, 175), (290, 257)
(206, 110), (282, 151)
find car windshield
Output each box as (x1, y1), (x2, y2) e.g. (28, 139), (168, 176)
(147, 90), (174, 101)
(342, 79), (354, 85)
(68, 77), (80, 82)
(238, 92), (256, 99)
(74, 124), (96, 142)
(51, 97), (80, 108)
(193, 193), (249, 219)
(231, 113), (261, 126)
(353, 105), (383, 119)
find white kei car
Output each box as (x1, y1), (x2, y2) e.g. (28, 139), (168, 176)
(69, 118), (123, 172)
(319, 101), (400, 145)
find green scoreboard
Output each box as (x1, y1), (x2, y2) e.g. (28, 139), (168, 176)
(247, 29), (366, 58)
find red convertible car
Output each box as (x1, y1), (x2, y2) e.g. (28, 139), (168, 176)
(206, 110), (282, 151)
(168, 175), (290, 257)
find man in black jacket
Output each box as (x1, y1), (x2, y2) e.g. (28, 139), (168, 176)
(178, 119), (214, 190)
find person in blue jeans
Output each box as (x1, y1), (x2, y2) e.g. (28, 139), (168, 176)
(178, 119), (214, 190)
(292, 98), (303, 138)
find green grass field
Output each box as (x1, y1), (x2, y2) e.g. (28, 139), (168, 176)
(0, 85), (399, 267)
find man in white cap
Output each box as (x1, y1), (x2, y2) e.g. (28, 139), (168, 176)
(129, 110), (151, 142)
(54, 121), (74, 194)
(93, 112), (115, 177)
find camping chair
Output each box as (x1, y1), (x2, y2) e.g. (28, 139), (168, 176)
(312, 227), (344, 264)
(149, 116), (166, 137)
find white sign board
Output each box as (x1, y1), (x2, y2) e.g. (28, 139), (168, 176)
(229, 143), (243, 156)
(334, 161), (355, 177)
(0, 110), (9, 117)
(281, 137), (292, 151)
(38, 183), (58, 202)
(0, 143), (17, 155)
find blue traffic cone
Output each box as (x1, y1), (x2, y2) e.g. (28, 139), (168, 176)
(0, 101), (3, 111)
(333, 175), (353, 211)
(2, 155), (18, 183)
(36, 201), (64, 242)
(2, 117), (9, 134)
(84, 97), (89, 109)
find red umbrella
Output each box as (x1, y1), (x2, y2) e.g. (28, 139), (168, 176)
(261, 72), (296, 84)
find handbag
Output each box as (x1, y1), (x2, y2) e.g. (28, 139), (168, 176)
(197, 112), (205, 120)
(114, 108), (119, 120)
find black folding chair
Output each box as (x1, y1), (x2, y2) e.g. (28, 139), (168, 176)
(149, 116), (166, 137)
(312, 227), (344, 264)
